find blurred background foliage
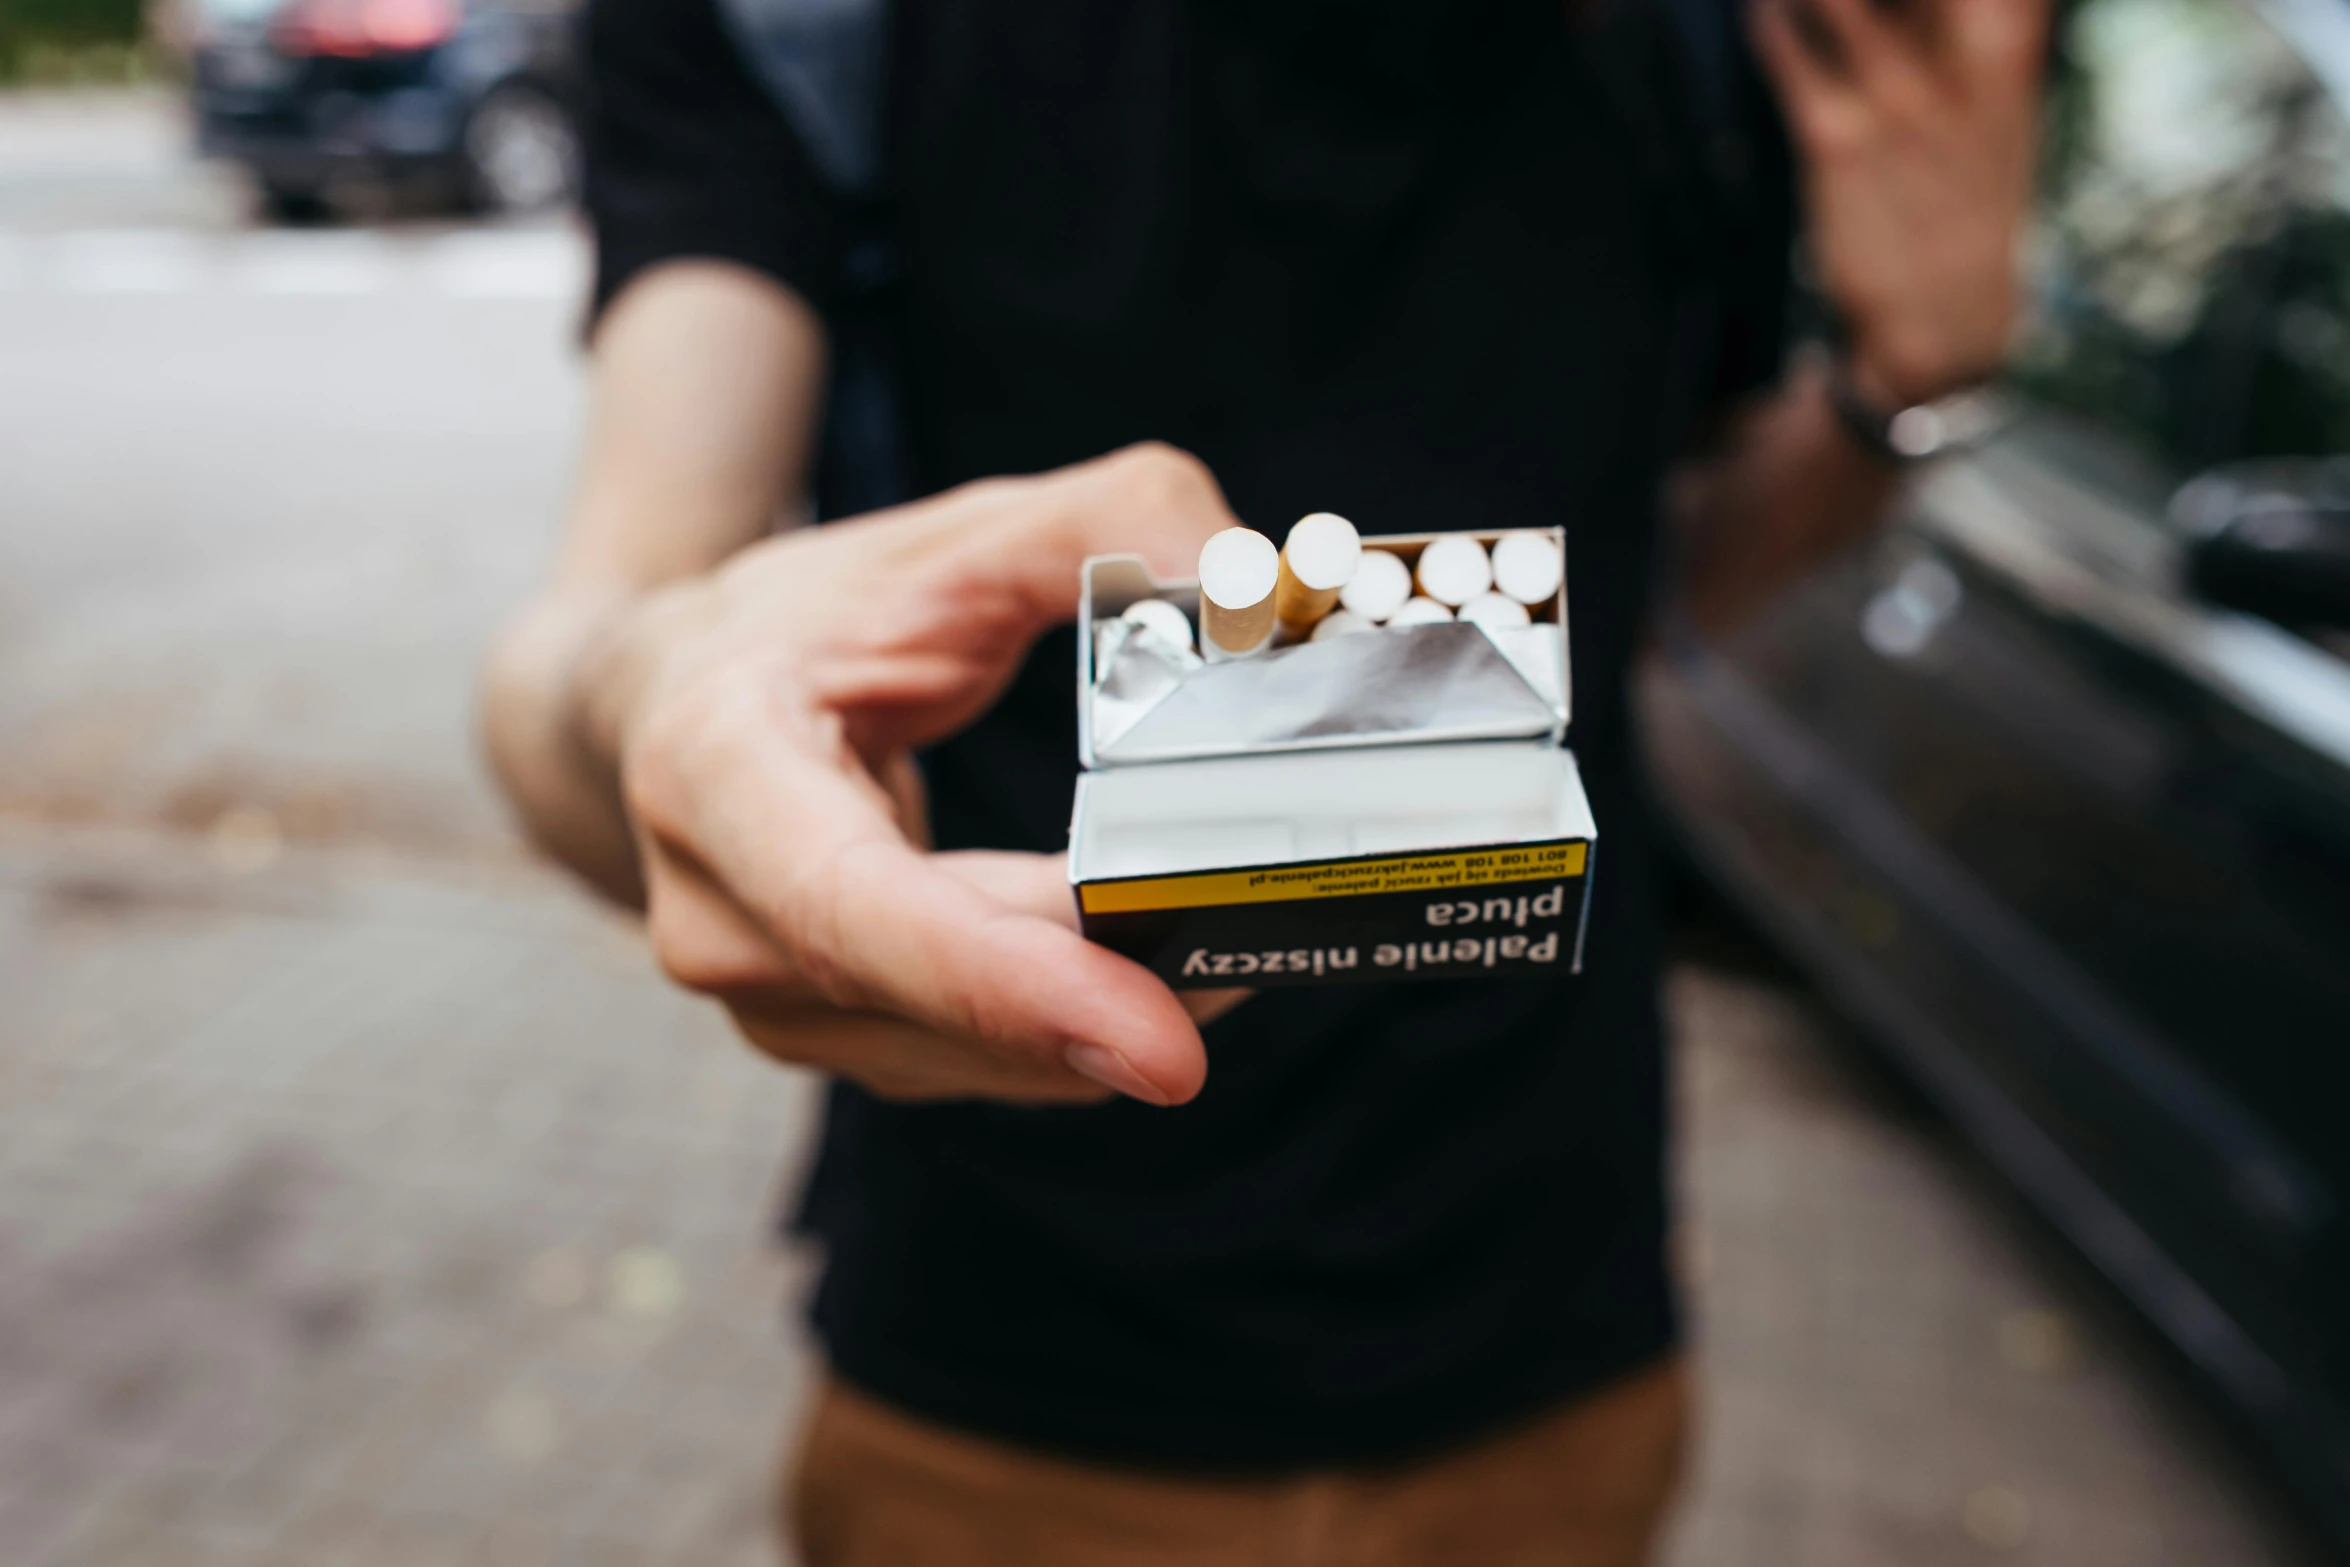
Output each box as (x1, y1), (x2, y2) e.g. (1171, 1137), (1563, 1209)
(0, 0), (161, 83)
(2015, 0), (2350, 475)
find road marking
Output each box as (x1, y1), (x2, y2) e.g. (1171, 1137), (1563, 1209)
(0, 226), (587, 302)
(421, 230), (588, 300)
(48, 229), (212, 293)
(230, 232), (399, 295)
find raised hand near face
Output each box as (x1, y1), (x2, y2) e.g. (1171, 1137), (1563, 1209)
(1752, 0), (2052, 404)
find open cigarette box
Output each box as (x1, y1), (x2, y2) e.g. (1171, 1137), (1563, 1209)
(1069, 528), (1595, 989)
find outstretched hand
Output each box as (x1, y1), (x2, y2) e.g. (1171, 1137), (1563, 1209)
(585, 444), (1242, 1107)
(1752, 0), (2051, 403)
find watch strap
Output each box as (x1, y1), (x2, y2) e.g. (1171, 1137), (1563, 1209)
(1825, 356), (2005, 464)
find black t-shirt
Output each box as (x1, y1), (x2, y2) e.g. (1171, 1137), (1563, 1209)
(586, 0), (1791, 1470)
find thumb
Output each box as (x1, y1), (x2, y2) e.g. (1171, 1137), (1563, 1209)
(922, 442), (1243, 632)
(807, 443), (1240, 756)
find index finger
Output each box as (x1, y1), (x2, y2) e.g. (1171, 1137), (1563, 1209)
(758, 443), (1243, 761)
(930, 441), (1242, 628)
(736, 745), (1209, 1103)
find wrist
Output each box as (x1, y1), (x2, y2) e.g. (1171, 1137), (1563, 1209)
(1838, 336), (2000, 411)
(568, 585), (692, 774)
(1837, 280), (2019, 408)
(1820, 348), (2005, 466)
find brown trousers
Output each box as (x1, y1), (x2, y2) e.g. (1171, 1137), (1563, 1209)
(787, 1360), (1689, 1567)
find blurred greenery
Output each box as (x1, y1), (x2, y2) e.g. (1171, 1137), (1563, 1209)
(2013, 0), (2350, 472)
(0, 0), (158, 82)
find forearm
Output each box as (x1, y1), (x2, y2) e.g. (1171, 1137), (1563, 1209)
(1673, 357), (1904, 635)
(481, 262), (828, 906)
(1698, 0), (2044, 631)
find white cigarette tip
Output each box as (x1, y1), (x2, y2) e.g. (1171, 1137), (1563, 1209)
(1459, 591), (1532, 630)
(1198, 527), (1280, 609)
(1309, 609), (1374, 641)
(1120, 597), (1196, 653)
(1338, 549), (1412, 622)
(1284, 512), (1362, 591)
(1388, 596), (1455, 627)
(1492, 531), (1563, 605)
(1416, 534), (1494, 607)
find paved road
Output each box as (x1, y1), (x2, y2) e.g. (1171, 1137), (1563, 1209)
(0, 93), (581, 859)
(0, 91), (2330, 1567)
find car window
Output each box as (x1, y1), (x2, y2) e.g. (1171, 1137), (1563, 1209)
(2013, 0), (2350, 474)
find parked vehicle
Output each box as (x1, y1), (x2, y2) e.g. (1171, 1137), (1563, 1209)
(185, 0), (582, 221)
(1645, 0), (2350, 1539)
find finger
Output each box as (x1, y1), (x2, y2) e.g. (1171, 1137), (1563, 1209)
(1182, 988), (1253, 1026)
(648, 840), (1129, 1102)
(1943, 0), (2052, 99)
(931, 849), (1078, 929)
(644, 730), (1209, 1105)
(759, 444), (1245, 764)
(933, 851), (1252, 1024)
(878, 749), (932, 849)
(932, 442), (1244, 631)
(701, 737), (1209, 1106)
(727, 999), (1116, 1105)
(1789, 0), (1901, 81)
(648, 839), (1120, 1102)
(1751, 0), (1858, 141)
(848, 444), (1242, 704)
(641, 830), (808, 996)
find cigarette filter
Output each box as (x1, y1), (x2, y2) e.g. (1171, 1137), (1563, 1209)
(1388, 596), (1456, 627)
(1120, 597), (1196, 653)
(1338, 549), (1412, 623)
(1491, 531), (1564, 606)
(1197, 527), (1280, 660)
(1458, 592), (1532, 631)
(1273, 512), (1363, 638)
(1309, 609), (1375, 641)
(1415, 534), (1493, 607)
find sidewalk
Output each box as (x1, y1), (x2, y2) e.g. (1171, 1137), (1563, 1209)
(0, 822), (2321, 1567)
(0, 827), (814, 1567)
(1664, 943), (2319, 1566)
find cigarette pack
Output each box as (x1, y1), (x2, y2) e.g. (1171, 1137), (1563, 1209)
(1069, 529), (1594, 989)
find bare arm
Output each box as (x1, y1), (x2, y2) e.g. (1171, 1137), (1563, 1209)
(481, 261), (828, 904)
(1676, 0), (2049, 631)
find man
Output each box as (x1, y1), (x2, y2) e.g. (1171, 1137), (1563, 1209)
(483, 0), (2045, 1559)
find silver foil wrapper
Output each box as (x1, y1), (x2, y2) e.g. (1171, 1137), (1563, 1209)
(1089, 619), (1565, 765)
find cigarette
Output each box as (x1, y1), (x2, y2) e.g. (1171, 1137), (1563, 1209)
(1337, 549), (1411, 623)
(1273, 512), (1363, 638)
(1490, 531), (1562, 606)
(1458, 591), (1531, 631)
(1309, 608), (1376, 641)
(1196, 527), (1280, 660)
(1120, 597), (1196, 653)
(1414, 535), (1493, 607)
(1387, 596), (1455, 627)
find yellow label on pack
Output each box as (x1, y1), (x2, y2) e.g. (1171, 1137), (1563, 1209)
(1079, 841), (1587, 915)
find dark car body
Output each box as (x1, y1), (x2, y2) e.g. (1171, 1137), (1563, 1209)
(1645, 0), (2350, 1538)
(188, 0), (582, 217)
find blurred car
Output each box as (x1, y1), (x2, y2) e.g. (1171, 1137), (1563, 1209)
(1644, 0), (2350, 1540)
(185, 0), (582, 220)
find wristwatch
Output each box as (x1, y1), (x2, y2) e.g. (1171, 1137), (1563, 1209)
(1825, 355), (2006, 464)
